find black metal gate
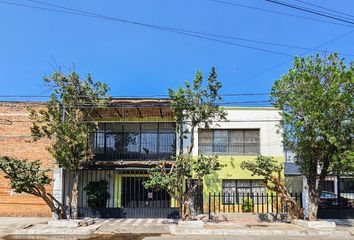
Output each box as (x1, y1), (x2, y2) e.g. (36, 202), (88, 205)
(120, 176), (180, 218)
(317, 177), (354, 219)
(68, 169), (180, 219)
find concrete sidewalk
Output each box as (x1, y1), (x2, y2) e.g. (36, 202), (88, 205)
(0, 217), (51, 237)
(0, 217), (353, 238)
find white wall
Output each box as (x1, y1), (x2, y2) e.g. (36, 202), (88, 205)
(181, 107), (283, 157)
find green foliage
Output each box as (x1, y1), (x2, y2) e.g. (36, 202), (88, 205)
(271, 53), (353, 176)
(241, 155), (283, 181)
(144, 154), (222, 200)
(241, 155), (304, 219)
(241, 198), (254, 212)
(29, 71), (110, 172)
(144, 67), (227, 219)
(0, 156), (67, 218)
(168, 67), (227, 131)
(83, 180), (110, 209)
(271, 53), (353, 219)
(0, 156), (51, 194)
(29, 71), (110, 219)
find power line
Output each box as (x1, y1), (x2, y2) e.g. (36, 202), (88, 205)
(264, 0), (354, 25)
(0, 0), (292, 57)
(233, 28), (354, 87)
(293, 0), (354, 19)
(19, 0), (353, 56)
(208, 0), (353, 28)
(2, 0), (353, 57)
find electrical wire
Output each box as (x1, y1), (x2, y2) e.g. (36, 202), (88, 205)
(293, 0), (354, 19)
(17, 0), (353, 56)
(209, 0), (353, 28)
(1, 0), (353, 57)
(264, 0), (354, 25)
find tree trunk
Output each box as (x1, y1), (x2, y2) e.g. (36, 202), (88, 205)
(188, 194), (196, 218)
(71, 172), (79, 219)
(308, 189), (319, 221)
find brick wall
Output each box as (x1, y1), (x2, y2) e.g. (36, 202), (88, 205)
(0, 101), (54, 216)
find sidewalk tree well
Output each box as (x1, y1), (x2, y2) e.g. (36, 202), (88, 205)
(271, 53), (354, 220)
(144, 67), (227, 220)
(29, 71), (110, 219)
(241, 155), (304, 219)
(0, 156), (67, 219)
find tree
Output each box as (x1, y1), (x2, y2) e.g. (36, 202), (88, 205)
(271, 53), (354, 220)
(144, 67), (227, 219)
(29, 71), (109, 219)
(0, 156), (67, 219)
(241, 155), (304, 219)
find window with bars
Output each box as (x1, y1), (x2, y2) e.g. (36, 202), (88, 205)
(90, 122), (176, 160)
(198, 129), (260, 156)
(222, 179), (266, 204)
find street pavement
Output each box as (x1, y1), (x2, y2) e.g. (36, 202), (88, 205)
(144, 235), (354, 240)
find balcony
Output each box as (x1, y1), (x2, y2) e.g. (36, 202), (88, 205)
(90, 122), (176, 161)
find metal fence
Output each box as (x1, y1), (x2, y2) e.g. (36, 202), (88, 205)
(208, 192), (302, 219)
(317, 177), (354, 219)
(63, 169), (181, 218)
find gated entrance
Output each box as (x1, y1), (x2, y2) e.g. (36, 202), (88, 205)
(120, 176), (179, 218)
(72, 170), (181, 218)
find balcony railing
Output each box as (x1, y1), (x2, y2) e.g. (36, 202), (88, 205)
(90, 122), (176, 161)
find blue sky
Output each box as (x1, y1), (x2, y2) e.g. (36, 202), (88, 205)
(0, 0), (353, 105)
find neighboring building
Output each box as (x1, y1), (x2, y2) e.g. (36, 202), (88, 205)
(0, 101), (54, 216)
(284, 150), (354, 218)
(1, 100), (284, 218)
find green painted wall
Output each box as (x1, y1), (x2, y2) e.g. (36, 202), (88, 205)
(201, 155), (284, 212)
(203, 156), (284, 193)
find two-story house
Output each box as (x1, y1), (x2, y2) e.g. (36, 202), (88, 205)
(54, 99), (285, 218)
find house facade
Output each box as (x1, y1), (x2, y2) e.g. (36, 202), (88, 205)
(55, 99), (285, 218)
(1, 99), (285, 218)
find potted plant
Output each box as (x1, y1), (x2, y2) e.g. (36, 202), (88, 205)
(83, 180), (110, 217)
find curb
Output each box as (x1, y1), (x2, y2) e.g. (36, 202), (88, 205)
(170, 225), (353, 237)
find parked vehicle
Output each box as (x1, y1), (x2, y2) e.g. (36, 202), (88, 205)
(319, 191), (352, 208)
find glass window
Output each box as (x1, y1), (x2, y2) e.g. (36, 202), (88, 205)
(125, 133), (140, 153)
(213, 130), (228, 154)
(222, 179), (266, 204)
(159, 133), (175, 153)
(198, 129), (260, 156)
(141, 133), (157, 154)
(92, 122), (176, 160)
(198, 130), (213, 155)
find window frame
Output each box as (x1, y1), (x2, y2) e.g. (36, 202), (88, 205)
(198, 129), (260, 156)
(222, 179), (266, 205)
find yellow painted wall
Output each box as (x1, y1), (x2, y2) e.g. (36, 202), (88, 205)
(201, 155), (285, 212)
